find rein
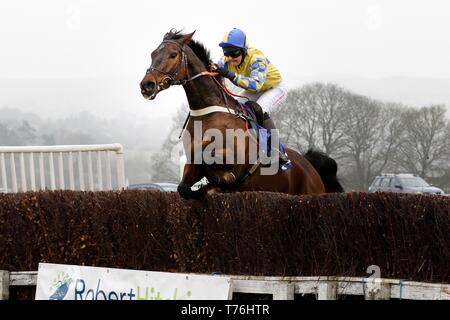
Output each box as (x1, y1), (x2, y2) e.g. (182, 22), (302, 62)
(150, 41), (262, 187)
(148, 40), (249, 101)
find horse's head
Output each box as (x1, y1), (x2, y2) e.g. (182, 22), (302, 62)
(140, 30), (195, 100)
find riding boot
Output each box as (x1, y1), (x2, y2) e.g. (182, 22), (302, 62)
(262, 115), (289, 163)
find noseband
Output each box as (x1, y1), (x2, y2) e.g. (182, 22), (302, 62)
(145, 39), (262, 189)
(146, 40), (189, 90)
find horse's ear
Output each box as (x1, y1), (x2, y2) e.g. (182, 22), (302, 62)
(182, 31), (196, 44)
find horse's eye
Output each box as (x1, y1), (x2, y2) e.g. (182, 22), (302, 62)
(169, 53), (177, 59)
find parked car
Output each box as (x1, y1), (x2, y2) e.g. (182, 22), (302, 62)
(368, 173), (445, 195)
(127, 182), (178, 192)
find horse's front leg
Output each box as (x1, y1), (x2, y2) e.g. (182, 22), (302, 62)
(178, 163), (206, 199)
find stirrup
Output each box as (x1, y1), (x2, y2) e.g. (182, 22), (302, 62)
(273, 148), (290, 163)
(279, 151), (289, 163)
(276, 148), (292, 170)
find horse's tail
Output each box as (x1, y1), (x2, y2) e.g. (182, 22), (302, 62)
(303, 149), (345, 193)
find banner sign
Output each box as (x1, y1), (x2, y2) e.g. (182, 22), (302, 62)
(35, 263), (231, 300)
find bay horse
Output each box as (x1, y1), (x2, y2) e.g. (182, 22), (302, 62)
(140, 29), (343, 199)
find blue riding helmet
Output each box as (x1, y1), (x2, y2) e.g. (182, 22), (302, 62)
(219, 28), (247, 50)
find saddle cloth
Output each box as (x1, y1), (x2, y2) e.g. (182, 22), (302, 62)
(239, 101), (292, 171)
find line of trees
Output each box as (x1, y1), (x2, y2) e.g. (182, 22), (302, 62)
(149, 82), (450, 192)
(273, 83), (450, 191)
(2, 82), (449, 192)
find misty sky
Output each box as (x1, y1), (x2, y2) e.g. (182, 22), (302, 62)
(1, 0), (450, 120)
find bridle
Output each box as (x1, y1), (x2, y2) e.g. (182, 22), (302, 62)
(145, 39), (262, 188)
(146, 40), (216, 92)
(145, 40), (188, 91)
(146, 39), (251, 102)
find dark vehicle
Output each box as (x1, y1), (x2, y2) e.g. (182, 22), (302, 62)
(128, 182), (178, 192)
(368, 173), (444, 195)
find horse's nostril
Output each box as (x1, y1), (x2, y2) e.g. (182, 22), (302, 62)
(143, 81), (155, 92)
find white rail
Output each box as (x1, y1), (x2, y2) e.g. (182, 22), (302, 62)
(0, 271), (448, 300)
(0, 144), (126, 192)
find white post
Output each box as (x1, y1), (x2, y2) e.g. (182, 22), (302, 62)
(49, 152), (56, 191)
(29, 153), (36, 191)
(272, 283), (295, 300)
(10, 153), (18, 193)
(116, 150), (126, 190)
(1, 153), (7, 192)
(39, 152), (45, 190)
(58, 152), (65, 189)
(87, 151), (94, 191)
(20, 153), (27, 192)
(318, 282), (338, 300)
(97, 151), (103, 191)
(0, 270), (10, 300)
(364, 279), (391, 300)
(78, 151), (85, 191)
(106, 152), (112, 190)
(68, 152), (75, 190)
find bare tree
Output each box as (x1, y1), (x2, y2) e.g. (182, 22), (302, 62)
(0, 122), (21, 145)
(372, 103), (406, 174)
(314, 83), (348, 157)
(340, 94), (401, 190)
(276, 83), (348, 157)
(276, 84), (319, 152)
(149, 105), (189, 183)
(396, 105), (450, 178)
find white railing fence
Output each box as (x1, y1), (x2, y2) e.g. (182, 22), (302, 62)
(0, 144), (126, 193)
(0, 272), (449, 300)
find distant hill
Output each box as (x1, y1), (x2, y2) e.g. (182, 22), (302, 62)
(0, 76), (182, 148)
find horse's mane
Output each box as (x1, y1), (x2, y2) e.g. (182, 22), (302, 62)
(164, 29), (212, 68)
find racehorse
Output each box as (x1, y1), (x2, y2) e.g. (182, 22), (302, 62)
(140, 29), (344, 199)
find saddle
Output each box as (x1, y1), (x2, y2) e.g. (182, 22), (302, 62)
(241, 100), (265, 128)
(238, 101), (292, 171)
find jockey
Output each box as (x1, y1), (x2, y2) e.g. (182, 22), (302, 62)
(214, 28), (289, 163)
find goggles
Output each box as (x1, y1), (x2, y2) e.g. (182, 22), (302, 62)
(223, 49), (242, 58)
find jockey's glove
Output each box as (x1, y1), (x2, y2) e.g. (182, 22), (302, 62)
(216, 66), (236, 81)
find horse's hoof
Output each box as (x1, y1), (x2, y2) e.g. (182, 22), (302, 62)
(177, 185), (191, 199)
(190, 188), (206, 200)
(177, 185), (206, 200)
